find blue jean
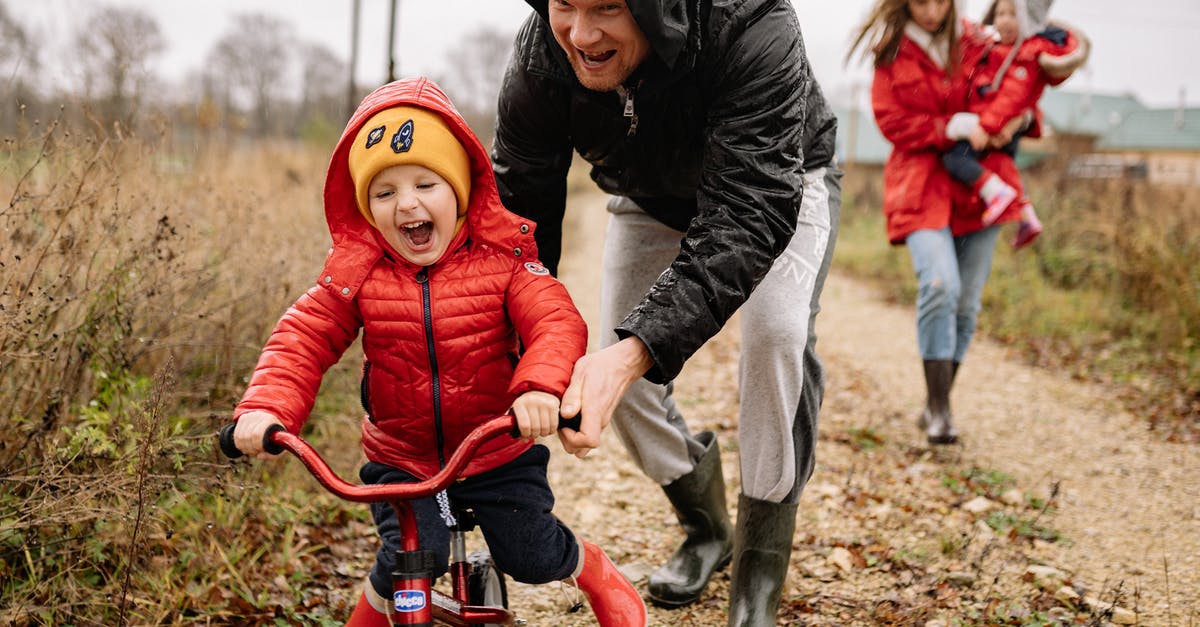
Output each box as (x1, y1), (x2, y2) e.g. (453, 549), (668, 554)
(905, 226), (1000, 363)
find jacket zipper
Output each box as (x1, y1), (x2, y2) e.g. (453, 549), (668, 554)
(616, 83), (640, 137)
(416, 268), (447, 468)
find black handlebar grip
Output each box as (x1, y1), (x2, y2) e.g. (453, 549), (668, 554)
(507, 413), (586, 438)
(218, 422), (286, 458)
(558, 414), (583, 432)
(262, 424), (286, 455)
(218, 423), (242, 459)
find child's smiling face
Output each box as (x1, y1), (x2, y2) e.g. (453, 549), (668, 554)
(993, 0), (1020, 45)
(368, 164), (459, 266)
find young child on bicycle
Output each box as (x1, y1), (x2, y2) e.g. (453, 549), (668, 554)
(230, 77), (646, 627)
(942, 0), (1088, 248)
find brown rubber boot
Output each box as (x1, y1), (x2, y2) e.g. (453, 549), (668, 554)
(919, 359), (959, 444)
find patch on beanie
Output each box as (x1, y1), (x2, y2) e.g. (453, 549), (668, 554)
(391, 119), (414, 154)
(365, 125), (385, 149)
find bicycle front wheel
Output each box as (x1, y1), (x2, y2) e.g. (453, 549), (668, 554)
(466, 550), (508, 627)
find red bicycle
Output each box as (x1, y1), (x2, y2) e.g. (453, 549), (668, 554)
(219, 414), (581, 626)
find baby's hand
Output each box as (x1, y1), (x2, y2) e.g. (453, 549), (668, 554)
(968, 126), (990, 152)
(234, 411), (285, 460)
(992, 111), (1030, 148)
(511, 391), (560, 440)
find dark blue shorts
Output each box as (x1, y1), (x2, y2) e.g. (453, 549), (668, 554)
(359, 444), (579, 597)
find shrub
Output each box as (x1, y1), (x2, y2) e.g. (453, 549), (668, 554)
(0, 110), (333, 624)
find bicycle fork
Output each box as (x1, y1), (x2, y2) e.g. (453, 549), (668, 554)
(447, 526), (470, 607)
(389, 499), (436, 626)
(386, 501), (519, 626)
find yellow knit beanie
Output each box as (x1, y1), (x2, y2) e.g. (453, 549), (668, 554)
(347, 106), (472, 226)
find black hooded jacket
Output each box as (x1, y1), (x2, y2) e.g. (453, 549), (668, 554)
(492, 0), (837, 384)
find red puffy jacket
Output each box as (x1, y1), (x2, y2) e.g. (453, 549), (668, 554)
(968, 30), (1079, 135)
(235, 78), (587, 479)
(872, 21), (1022, 244)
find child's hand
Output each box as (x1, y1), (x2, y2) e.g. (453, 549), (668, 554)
(234, 411), (285, 460)
(968, 126), (990, 152)
(992, 111), (1030, 148)
(511, 391), (561, 440)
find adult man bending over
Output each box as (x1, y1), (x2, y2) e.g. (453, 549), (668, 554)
(492, 1), (839, 623)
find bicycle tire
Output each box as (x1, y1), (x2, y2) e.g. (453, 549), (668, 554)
(466, 550), (508, 627)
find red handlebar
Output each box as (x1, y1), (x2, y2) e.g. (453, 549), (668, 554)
(230, 416), (518, 503)
(220, 412), (584, 504)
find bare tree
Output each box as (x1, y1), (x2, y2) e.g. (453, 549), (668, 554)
(207, 13), (293, 136)
(0, 1), (35, 81)
(298, 42), (348, 133)
(434, 26), (517, 142)
(74, 4), (165, 127)
(0, 0), (40, 132)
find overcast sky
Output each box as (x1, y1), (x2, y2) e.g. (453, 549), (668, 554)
(12, 0), (1200, 109)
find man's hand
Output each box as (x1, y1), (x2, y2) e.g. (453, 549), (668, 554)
(233, 411), (286, 460)
(511, 390), (560, 440)
(558, 336), (654, 458)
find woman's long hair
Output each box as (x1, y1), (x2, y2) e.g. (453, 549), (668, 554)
(846, 0), (961, 74)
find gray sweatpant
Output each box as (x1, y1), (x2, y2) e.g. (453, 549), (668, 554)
(600, 167), (840, 504)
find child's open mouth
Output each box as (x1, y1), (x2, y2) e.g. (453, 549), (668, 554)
(402, 221), (434, 247)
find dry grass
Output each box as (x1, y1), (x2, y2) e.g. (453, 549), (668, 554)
(2, 111), (1196, 623)
(0, 113), (334, 624)
(1, 115), (331, 435)
(834, 164), (1200, 441)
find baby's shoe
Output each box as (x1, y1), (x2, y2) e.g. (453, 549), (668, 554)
(980, 175), (1018, 225)
(1012, 203), (1043, 249)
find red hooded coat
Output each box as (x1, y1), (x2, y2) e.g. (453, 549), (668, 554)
(968, 31), (1079, 136)
(234, 78), (587, 479)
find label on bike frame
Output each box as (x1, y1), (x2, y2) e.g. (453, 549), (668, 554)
(394, 590), (428, 613)
(431, 589), (462, 613)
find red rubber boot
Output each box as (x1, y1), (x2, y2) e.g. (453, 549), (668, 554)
(345, 590), (390, 627)
(575, 541), (647, 626)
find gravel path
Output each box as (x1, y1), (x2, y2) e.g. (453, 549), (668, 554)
(818, 275), (1200, 622)
(478, 191), (1199, 625)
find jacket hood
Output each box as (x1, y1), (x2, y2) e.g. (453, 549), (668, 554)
(523, 0), (695, 70)
(323, 77), (537, 276)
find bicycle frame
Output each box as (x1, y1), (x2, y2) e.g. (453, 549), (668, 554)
(221, 416), (524, 626)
